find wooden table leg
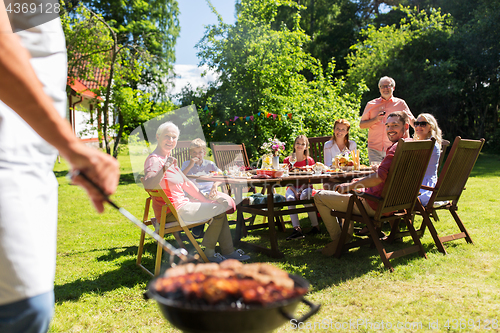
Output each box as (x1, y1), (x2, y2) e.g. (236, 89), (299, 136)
(233, 185), (245, 244)
(266, 183), (283, 258)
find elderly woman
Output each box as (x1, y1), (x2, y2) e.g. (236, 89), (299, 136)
(143, 122), (250, 262)
(413, 113), (443, 206)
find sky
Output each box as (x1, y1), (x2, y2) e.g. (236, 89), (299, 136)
(169, 0), (237, 97)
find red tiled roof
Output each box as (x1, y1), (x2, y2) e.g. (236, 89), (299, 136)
(67, 77), (102, 100)
(68, 51), (110, 91)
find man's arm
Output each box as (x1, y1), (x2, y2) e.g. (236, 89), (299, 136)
(0, 3), (119, 212)
(143, 157), (175, 189)
(335, 173), (383, 194)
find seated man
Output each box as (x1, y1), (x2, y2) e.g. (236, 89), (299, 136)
(314, 111), (410, 256)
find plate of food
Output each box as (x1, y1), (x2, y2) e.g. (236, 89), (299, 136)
(289, 168), (314, 175)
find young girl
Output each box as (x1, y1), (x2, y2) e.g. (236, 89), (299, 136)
(283, 135), (320, 240)
(323, 119), (357, 167)
(413, 113), (443, 206)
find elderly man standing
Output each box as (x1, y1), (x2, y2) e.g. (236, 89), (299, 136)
(315, 111), (410, 255)
(360, 76), (415, 163)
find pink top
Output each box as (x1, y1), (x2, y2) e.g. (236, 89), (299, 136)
(144, 153), (201, 219)
(283, 156), (315, 190)
(361, 96), (414, 152)
(283, 156), (315, 167)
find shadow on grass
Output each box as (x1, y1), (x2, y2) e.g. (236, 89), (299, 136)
(235, 223), (443, 292)
(54, 224), (447, 302)
(54, 239), (194, 303)
(119, 172), (138, 185)
(54, 170), (68, 179)
(54, 259), (148, 303)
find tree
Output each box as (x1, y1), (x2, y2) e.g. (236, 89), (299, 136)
(346, 6), (461, 136)
(77, 0), (180, 98)
(189, 0), (367, 161)
(62, 4), (176, 156)
(345, 3), (500, 147)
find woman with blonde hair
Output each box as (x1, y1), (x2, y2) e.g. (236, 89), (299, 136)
(143, 122), (250, 262)
(413, 113), (443, 206)
(323, 119), (357, 167)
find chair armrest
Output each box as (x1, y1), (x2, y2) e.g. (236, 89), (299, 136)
(351, 190), (382, 203)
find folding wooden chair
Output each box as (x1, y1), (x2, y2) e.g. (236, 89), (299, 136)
(136, 179), (212, 276)
(437, 139), (450, 174)
(330, 138), (435, 272)
(307, 136), (331, 164)
(210, 142), (251, 171)
(413, 137), (485, 254)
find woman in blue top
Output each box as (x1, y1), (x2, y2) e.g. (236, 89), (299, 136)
(414, 113), (443, 206)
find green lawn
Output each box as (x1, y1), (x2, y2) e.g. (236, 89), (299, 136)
(50, 152), (500, 332)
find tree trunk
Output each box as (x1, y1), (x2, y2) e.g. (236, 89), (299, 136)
(113, 110), (124, 158)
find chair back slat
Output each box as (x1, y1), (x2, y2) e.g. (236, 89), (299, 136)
(210, 143), (250, 171)
(307, 136), (331, 164)
(430, 137), (484, 203)
(375, 139), (435, 218)
(170, 140), (191, 167)
(437, 139), (450, 174)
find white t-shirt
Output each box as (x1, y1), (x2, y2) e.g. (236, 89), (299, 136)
(0, 18), (67, 305)
(323, 139), (357, 166)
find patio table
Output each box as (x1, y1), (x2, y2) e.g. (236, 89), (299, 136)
(189, 170), (373, 258)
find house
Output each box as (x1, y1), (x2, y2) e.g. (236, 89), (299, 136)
(66, 52), (112, 148)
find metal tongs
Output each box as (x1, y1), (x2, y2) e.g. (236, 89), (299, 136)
(68, 170), (199, 266)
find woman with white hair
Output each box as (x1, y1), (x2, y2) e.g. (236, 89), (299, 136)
(413, 113), (443, 206)
(143, 122), (250, 262)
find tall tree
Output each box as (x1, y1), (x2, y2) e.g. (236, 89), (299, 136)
(190, 0), (367, 161)
(77, 0), (180, 97)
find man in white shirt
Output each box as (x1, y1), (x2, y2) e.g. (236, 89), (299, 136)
(0, 4), (119, 332)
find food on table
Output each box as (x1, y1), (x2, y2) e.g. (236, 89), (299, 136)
(154, 260), (307, 306)
(334, 152), (354, 167)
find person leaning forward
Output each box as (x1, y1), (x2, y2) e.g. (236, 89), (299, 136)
(360, 76), (415, 164)
(314, 111), (411, 256)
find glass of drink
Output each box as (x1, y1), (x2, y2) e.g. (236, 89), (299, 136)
(289, 153), (297, 170)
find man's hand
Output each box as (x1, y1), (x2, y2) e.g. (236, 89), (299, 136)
(209, 184), (218, 199)
(335, 182), (352, 194)
(189, 156), (200, 166)
(376, 111), (386, 122)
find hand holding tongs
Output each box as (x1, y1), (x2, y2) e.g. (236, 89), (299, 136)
(68, 170), (198, 266)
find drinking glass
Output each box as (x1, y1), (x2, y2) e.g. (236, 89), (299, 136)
(289, 153), (297, 170)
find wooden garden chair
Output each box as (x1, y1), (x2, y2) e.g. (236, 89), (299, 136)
(307, 136), (331, 164)
(136, 178), (212, 276)
(330, 138), (435, 272)
(170, 140), (192, 167)
(411, 137), (485, 254)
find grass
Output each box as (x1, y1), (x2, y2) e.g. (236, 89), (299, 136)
(50, 152), (500, 332)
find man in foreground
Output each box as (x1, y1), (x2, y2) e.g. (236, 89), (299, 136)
(315, 111), (410, 255)
(0, 3), (119, 332)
